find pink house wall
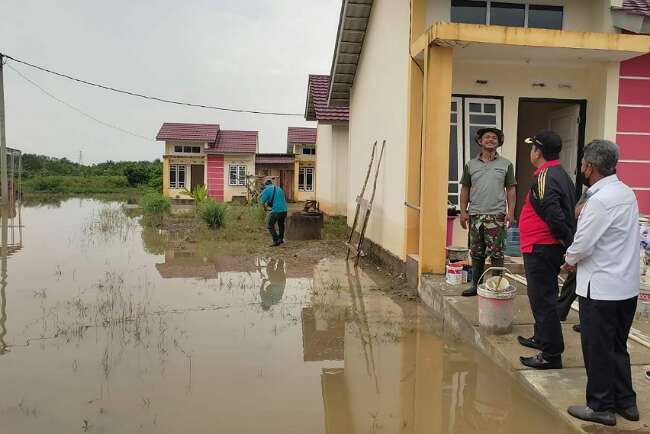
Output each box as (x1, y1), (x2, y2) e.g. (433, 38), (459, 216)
(207, 155), (224, 201)
(617, 53), (650, 215)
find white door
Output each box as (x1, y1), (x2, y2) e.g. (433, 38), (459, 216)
(548, 105), (580, 182)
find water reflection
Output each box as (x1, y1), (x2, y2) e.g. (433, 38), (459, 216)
(0, 199), (21, 355)
(0, 198), (567, 434)
(259, 258), (286, 310)
(305, 261), (567, 434)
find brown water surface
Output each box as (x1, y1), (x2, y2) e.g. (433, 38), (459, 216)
(0, 198), (570, 433)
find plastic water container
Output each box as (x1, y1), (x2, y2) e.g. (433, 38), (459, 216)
(505, 225), (521, 257)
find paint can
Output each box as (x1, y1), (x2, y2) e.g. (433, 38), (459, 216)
(446, 262), (464, 285)
(477, 268), (517, 335)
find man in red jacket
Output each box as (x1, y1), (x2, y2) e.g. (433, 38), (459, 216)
(517, 130), (576, 369)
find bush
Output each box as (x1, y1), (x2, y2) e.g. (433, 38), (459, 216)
(200, 199), (228, 229)
(124, 165), (149, 187)
(24, 175), (129, 193)
(31, 176), (64, 193)
(147, 175), (163, 192)
(140, 193), (170, 217)
(182, 185), (209, 204)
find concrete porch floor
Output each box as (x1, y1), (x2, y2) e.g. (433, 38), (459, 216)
(420, 274), (650, 433)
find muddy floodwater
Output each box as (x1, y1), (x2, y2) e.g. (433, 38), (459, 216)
(1, 198), (570, 434)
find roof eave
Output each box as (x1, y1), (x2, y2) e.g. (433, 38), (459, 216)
(327, 0), (373, 107)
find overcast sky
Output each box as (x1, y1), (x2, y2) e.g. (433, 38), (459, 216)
(0, 0), (340, 163)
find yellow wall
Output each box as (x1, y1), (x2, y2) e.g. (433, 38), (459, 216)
(165, 156), (206, 199)
(163, 157), (170, 197)
(291, 143), (317, 202)
(163, 140), (207, 199)
(295, 161), (316, 202)
(316, 124), (349, 216)
(223, 154), (255, 202)
(348, 0), (411, 260)
(425, 0), (616, 34)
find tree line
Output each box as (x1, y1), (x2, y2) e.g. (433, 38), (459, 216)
(21, 154), (163, 192)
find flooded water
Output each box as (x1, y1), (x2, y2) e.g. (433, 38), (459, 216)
(1, 198), (570, 434)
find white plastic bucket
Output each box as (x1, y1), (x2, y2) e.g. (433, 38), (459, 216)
(477, 268), (517, 335)
(446, 262), (464, 285)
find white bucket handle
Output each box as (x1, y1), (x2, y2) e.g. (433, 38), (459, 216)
(478, 266), (511, 288)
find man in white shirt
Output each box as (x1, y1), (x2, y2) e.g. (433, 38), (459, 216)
(562, 140), (641, 427)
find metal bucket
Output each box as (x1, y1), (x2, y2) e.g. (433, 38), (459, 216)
(477, 267), (517, 335)
(446, 246), (469, 262)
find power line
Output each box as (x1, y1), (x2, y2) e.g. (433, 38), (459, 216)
(1, 52), (304, 117)
(7, 63), (155, 142)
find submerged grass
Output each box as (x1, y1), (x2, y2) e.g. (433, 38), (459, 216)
(83, 205), (139, 242)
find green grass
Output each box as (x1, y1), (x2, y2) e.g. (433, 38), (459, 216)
(140, 193), (170, 218)
(200, 199), (228, 229)
(323, 215), (348, 240)
(23, 175), (136, 194)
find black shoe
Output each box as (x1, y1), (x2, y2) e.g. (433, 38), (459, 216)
(567, 405), (616, 426)
(646, 371), (650, 381)
(616, 406), (639, 422)
(270, 241), (280, 247)
(517, 335), (543, 351)
(573, 324), (581, 333)
(461, 287), (477, 297)
(520, 353), (562, 370)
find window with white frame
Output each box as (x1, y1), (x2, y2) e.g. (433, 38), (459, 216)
(448, 97), (463, 206)
(447, 96), (502, 206)
(451, 1), (563, 30)
(169, 164), (186, 189)
(173, 145), (202, 154)
(463, 97), (502, 163)
(298, 167), (314, 192)
(229, 165), (247, 186)
(302, 146), (316, 155)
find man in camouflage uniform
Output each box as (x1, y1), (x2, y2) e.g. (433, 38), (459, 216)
(459, 127), (517, 297)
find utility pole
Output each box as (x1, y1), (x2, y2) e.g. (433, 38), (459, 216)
(0, 54), (8, 205)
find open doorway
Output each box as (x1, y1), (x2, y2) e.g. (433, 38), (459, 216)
(514, 98), (586, 218)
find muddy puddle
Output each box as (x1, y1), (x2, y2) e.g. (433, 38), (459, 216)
(1, 198), (571, 434)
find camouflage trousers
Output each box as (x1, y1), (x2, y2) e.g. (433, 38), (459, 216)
(469, 214), (506, 261)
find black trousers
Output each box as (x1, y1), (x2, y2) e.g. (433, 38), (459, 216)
(523, 244), (565, 360)
(267, 211), (287, 243)
(579, 293), (637, 412)
(557, 271), (577, 321)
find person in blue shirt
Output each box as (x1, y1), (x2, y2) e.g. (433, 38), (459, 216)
(259, 179), (288, 247)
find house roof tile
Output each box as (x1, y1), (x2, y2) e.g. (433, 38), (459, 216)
(207, 130), (258, 154)
(288, 127), (317, 144)
(623, 0), (650, 16)
(304, 75), (349, 123)
(156, 123), (219, 142)
(255, 154), (295, 164)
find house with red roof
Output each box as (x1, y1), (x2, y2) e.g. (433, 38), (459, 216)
(156, 123), (258, 202)
(303, 75), (350, 216)
(255, 153), (296, 202)
(287, 127), (318, 202)
(309, 0), (650, 279)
